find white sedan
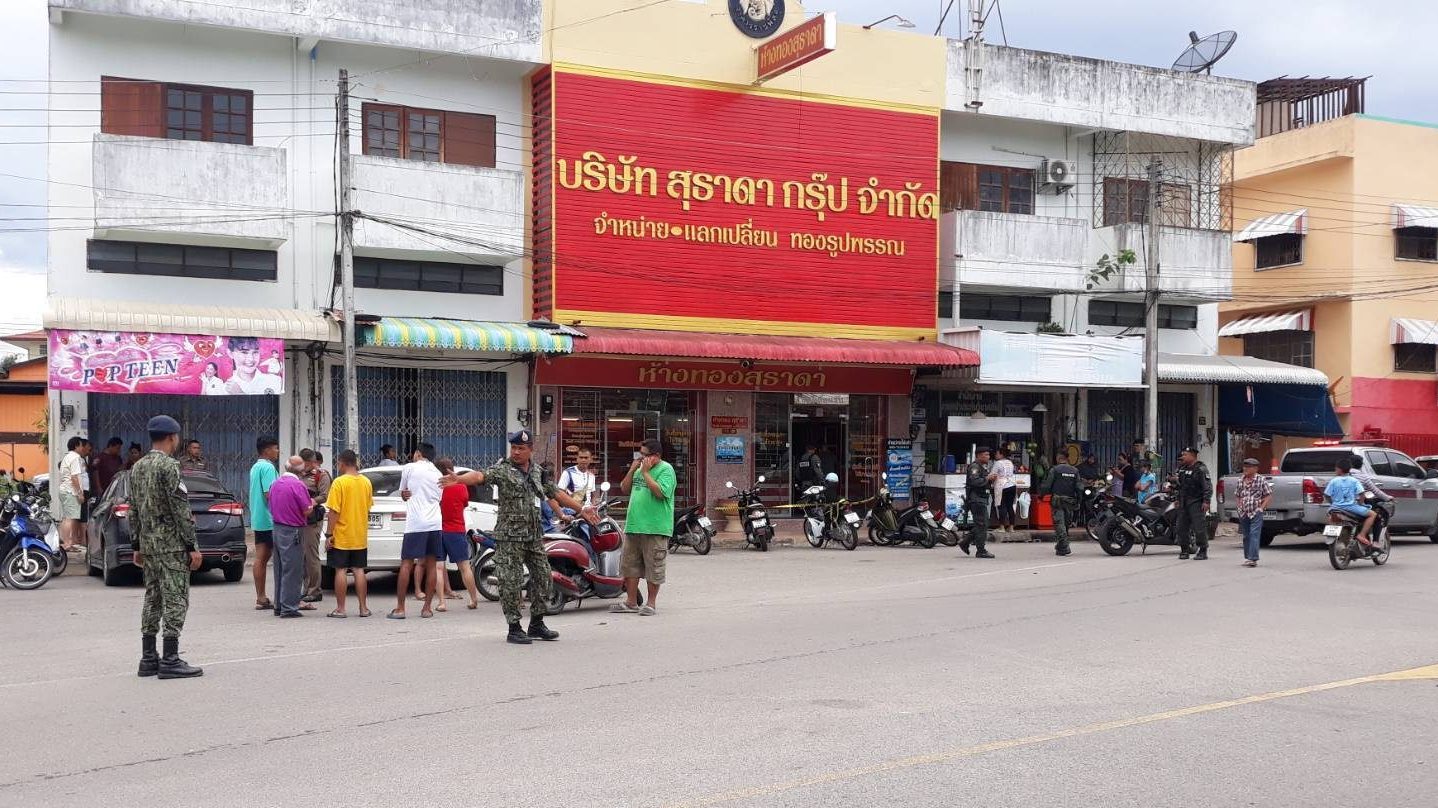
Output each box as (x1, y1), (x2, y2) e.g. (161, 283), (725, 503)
(320, 466), (497, 573)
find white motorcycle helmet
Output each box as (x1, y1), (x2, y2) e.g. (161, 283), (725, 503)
(824, 472), (839, 483)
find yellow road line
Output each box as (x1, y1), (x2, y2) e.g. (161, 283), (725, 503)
(662, 663), (1438, 808)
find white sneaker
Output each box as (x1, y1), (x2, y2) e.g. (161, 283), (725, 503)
(639, 605), (657, 616)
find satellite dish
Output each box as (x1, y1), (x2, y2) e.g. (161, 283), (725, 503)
(1172, 30), (1237, 74)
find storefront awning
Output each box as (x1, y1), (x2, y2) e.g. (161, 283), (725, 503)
(44, 297), (339, 342)
(1217, 309), (1312, 338)
(361, 318), (572, 353)
(1391, 318), (1438, 345)
(1391, 203), (1438, 229)
(572, 327), (977, 367)
(1157, 353), (1329, 386)
(1233, 209), (1307, 242)
(1218, 383), (1343, 438)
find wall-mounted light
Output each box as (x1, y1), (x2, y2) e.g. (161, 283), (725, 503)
(1031, 403), (1049, 413)
(863, 14), (915, 29)
(1099, 412), (1115, 423)
(971, 410), (987, 420)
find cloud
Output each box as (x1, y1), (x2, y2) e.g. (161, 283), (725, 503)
(0, 267), (46, 336)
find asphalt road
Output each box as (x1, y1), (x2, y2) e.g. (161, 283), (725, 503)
(3, 531), (1436, 807)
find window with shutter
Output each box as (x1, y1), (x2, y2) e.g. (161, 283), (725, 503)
(940, 162), (1033, 214)
(361, 103), (496, 168)
(101, 77), (251, 144)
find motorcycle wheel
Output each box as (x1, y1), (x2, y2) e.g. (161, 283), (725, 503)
(937, 528), (959, 547)
(693, 532), (712, 556)
(837, 524), (858, 551)
(918, 527), (937, 549)
(543, 583), (567, 615)
(2, 548), (53, 590)
(805, 520), (824, 548)
(50, 547), (68, 577)
(1099, 521), (1134, 556)
(1328, 537), (1352, 570)
(867, 523), (893, 547)
(1371, 527), (1391, 566)
(473, 552), (501, 602)
(757, 530), (770, 552)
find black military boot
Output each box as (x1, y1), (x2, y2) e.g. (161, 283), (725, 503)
(527, 617), (559, 642)
(1195, 547), (1209, 560)
(974, 544), (995, 559)
(137, 635), (159, 678)
(1179, 546), (1192, 560)
(157, 637), (203, 679)
(507, 622), (533, 645)
(957, 536), (972, 555)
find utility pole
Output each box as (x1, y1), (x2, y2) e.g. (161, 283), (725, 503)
(1144, 158), (1162, 454)
(337, 69), (359, 453)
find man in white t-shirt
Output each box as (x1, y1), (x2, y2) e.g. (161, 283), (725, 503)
(390, 442), (442, 619)
(56, 436), (92, 552)
(557, 447), (598, 506)
(225, 336), (283, 395)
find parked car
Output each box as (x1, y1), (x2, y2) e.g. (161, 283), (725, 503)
(85, 470), (249, 586)
(318, 466), (497, 579)
(1218, 445), (1438, 545)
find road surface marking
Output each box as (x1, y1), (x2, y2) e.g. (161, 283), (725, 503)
(661, 662), (1438, 808)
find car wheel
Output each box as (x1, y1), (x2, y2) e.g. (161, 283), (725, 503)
(223, 563), (244, 583)
(102, 542), (128, 587)
(86, 550), (101, 577)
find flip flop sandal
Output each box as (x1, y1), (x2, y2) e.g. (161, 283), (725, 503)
(358, 609), (373, 618)
(420, 609), (434, 619)
(467, 602), (479, 610)
(327, 610), (347, 618)
(255, 600), (274, 611)
(435, 606), (448, 613)
(386, 610), (406, 620)
(298, 603), (317, 611)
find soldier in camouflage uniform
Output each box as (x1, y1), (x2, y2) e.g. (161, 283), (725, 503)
(446, 430), (595, 644)
(130, 415), (204, 679)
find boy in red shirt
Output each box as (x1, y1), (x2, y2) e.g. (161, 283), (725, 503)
(435, 458), (481, 610)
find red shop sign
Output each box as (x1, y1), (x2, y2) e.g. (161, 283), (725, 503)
(537, 357), (911, 395)
(711, 416), (749, 433)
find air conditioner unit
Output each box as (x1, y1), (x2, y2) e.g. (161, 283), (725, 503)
(1040, 159), (1075, 192)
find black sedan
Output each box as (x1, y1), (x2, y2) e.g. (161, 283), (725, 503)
(85, 470), (249, 586)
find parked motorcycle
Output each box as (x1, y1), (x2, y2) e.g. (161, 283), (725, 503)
(725, 477), (774, 552)
(1095, 484), (1181, 556)
(0, 492), (56, 590)
(1324, 491), (1393, 570)
(1077, 475), (1111, 542)
(545, 483), (640, 613)
(799, 473), (859, 551)
(670, 503), (715, 555)
(866, 473), (951, 548)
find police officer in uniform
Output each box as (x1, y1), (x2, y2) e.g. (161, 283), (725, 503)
(445, 431), (595, 644)
(1042, 450), (1081, 556)
(130, 415), (203, 679)
(959, 447), (997, 558)
(795, 444), (821, 499)
(1172, 446), (1212, 560)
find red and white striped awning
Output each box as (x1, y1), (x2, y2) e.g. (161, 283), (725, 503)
(1390, 203), (1438, 229)
(1391, 318), (1438, 345)
(1233, 209), (1308, 242)
(1218, 309), (1312, 338)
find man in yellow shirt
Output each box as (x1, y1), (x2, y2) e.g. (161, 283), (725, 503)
(323, 449), (374, 618)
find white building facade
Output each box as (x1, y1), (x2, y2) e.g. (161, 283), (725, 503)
(43, 0), (555, 495)
(929, 41), (1258, 475)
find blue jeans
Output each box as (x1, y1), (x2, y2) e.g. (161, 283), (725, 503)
(1238, 515), (1263, 561)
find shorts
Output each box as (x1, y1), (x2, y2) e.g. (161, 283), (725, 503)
(56, 489), (82, 521)
(252, 529), (274, 546)
(440, 532), (471, 563)
(327, 548), (368, 569)
(1331, 503), (1372, 520)
(401, 530), (443, 560)
(621, 533), (667, 585)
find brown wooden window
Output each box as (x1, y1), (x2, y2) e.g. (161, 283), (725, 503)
(1103, 177), (1192, 228)
(101, 76), (252, 144)
(940, 162), (1034, 214)
(361, 103), (496, 168)
(1396, 226), (1438, 261)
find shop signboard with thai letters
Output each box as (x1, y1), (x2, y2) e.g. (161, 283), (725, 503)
(537, 356), (911, 395)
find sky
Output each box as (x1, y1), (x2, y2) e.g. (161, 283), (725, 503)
(0, 0), (1433, 335)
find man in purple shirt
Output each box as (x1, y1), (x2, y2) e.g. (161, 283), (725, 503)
(268, 456), (315, 618)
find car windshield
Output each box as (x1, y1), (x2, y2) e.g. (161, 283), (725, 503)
(1280, 450), (1358, 474)
(182, 473), (231, 499)
(362, 469), (404, 497)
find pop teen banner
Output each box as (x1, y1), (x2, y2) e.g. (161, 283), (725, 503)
(48, 330), (285, 396)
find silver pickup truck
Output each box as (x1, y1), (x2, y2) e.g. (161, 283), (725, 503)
(1218, 446), (1438, 546)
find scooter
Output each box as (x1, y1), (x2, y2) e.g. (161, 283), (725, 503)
(670, 503), (715, 555)
(0, 492), (56, 590)
(1324, 491), (1394, 570)
(725, 477), (774, 552)
(799, 473), (859, 551)
(544, 482), (640, 613)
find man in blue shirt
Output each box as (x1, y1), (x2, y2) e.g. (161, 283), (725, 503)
(1325, 457), (1377, 545)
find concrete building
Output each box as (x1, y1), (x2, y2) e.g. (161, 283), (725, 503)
(928, 38), (1262, 482)
(42, 0), (556, 495)
(1221, 78), (1438, 464)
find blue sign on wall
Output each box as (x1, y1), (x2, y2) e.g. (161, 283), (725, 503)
(885, 438), (913, 499)
(715, 435), (745, 464)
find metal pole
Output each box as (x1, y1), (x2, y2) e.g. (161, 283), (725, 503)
(338, 69), (359, 453)
(1145, 159), (1162, 454)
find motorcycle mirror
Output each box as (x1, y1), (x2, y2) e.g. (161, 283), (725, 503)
(725, 481), (734, 489)
(757, 475), (766, 483)
(1105, 473), (1114, 482)
(600, 481), (611, 493)
(881, 472), (888, 480)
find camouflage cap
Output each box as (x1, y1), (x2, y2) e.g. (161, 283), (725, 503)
(147, 415), (181, 436)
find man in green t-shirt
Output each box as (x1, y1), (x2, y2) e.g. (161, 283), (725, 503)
(612, 438), (676, 616)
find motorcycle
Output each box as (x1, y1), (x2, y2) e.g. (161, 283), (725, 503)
(1095, 482), (1185, 556)
(866, 473), (953, 548)
(1077, 476), (1111, 542)
(799, 473), (860, 551)
(1324, 491), (1393, 570)
(725, 477), (774, 552)
(670, 503), (715, 555)
(0, 492), (56, 590)
(544, 483), (639, 613)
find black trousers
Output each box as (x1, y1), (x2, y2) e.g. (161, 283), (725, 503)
(995, 487), (1017, 525)
(968, 497), (991, 548)
(1174, 499), (1208, 551)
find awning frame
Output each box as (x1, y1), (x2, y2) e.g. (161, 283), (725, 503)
(1234, 209), (1308, 243)
(43, 296), (339, 343)
(573, 326), (977, 367)
(1390, 317), (1438, 346)
(1218, 309), (1312, 338)
(1391, 203), (1438, 230)
(361, 317), (573, 354)
(1156, 352), (1330, 387)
